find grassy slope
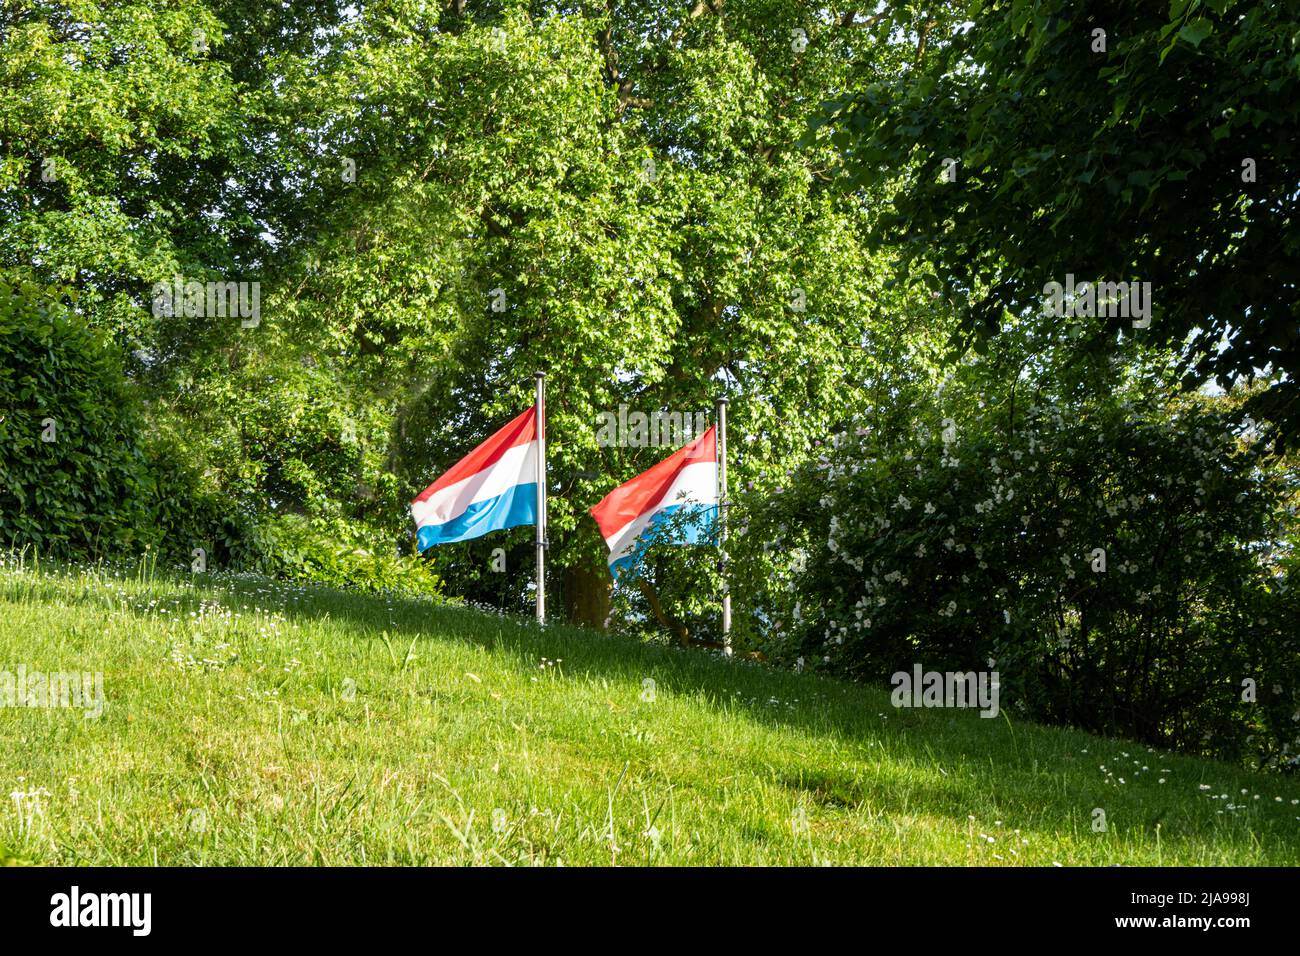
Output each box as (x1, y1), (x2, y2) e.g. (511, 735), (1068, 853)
(1, 561), (1297, 866)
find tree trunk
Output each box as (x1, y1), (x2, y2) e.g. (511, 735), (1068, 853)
(562, 554), (612, 630)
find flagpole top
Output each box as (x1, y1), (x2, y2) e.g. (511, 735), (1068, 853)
(715, 395), (728, 406)
(534, 371), (545, 380)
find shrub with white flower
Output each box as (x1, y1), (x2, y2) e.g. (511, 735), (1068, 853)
(731, 362), (1299, 769)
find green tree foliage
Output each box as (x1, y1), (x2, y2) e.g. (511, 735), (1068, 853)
(0, 1), (247, 344)
(821, 0), (1300, 441)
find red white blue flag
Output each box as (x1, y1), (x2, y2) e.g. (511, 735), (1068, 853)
(589, 426), (719, 581)
(411, 406), (540, 550)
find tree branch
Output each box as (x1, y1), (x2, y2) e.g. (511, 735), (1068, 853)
(596, 2), (655, 114)
(637, 576), (691, 647)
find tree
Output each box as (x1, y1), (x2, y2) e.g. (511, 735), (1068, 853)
(255, 2), (938, 627)
(821, 0), (1300, 443)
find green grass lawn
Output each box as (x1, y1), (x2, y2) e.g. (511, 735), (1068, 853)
(1, 557), (1297, 866)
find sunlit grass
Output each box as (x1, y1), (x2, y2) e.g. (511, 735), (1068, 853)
(1, 556), (1297, 866)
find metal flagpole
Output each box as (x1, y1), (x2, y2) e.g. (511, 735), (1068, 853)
(715, 396), (732, 656)
(535, 372), (547, 626)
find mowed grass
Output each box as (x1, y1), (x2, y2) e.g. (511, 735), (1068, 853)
(1, 559), (1297, 866)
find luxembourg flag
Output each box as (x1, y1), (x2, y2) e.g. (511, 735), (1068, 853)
(411, 405), (540, 550)
(589, 426), (718, 581)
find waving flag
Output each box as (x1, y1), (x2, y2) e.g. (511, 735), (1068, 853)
(411, 405), (540, 551)
(590, 426), (718, 581)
